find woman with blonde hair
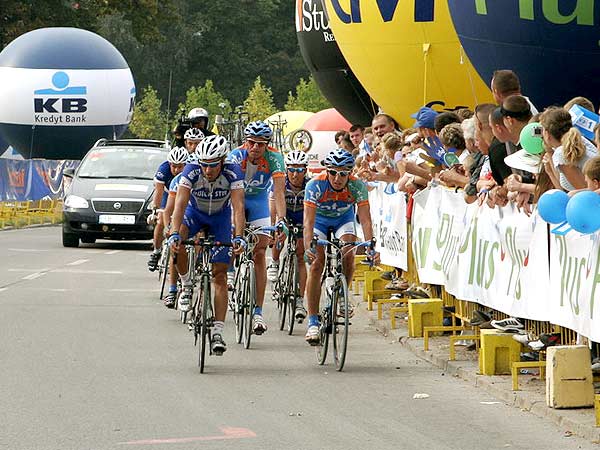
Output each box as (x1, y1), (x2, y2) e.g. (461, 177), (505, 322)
(540, 107), (598, 191)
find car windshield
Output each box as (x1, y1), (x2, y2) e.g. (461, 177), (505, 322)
(77, 147), (166, 180)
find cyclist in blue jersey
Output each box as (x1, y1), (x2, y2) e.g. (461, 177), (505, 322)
(303, 149), (380, 345)
(183, 127), (205, 154)
(228, 121), (287, 335)
(160, 151), (198, 308)
(147, 146), (188, 271)
(168, 136), (246, 355)
(267, 150), (309, 322)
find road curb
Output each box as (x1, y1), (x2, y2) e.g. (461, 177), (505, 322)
(358, 300), (600, 442)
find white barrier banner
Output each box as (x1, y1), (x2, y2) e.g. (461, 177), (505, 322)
(447, 201), (551, 321)
(549, 232), (600, 342)
(411, 187), (474, 285)
(369, 183), (408, 270)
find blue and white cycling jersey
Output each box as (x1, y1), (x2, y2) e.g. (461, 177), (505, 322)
(154, 160), (176, 187)
(178, 162), (244, 215)
(167, 173), (182, 194)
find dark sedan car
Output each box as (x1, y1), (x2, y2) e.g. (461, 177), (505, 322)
(62, 139), (169, 247)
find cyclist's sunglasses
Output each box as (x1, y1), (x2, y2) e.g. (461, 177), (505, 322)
(199, 161), (221, 168)
(247, 139), (267, 147)
(287, 167), (306, 173)
(327, 169), (350, 177)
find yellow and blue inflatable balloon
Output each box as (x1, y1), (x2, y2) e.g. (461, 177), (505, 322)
(323, 0), (493, 127)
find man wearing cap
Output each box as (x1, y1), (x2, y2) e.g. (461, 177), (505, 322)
(404, 106), (439, 185)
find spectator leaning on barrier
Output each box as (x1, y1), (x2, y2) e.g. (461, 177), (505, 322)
(437, 124), (469, 189)
(583, 156), (600, 191)
(335, 130), (349, 147)
(455, 108), (474, 121)
(490, 69), (538, 115)
(539, 107), (598, 191)
(405, 106), (438, 185)
(434, 111), (461, 134)
(488, 107), (514, 186)
(349, 124), (365, 150)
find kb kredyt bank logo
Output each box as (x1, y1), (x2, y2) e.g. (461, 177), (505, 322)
(33, 71), (87, 124)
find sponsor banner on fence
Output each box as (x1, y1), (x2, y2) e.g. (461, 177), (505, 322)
(0, 159), (78, 201)
(549, 232), (600, 342)
(369, 183), (408, 270)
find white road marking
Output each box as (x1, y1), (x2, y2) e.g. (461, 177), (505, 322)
(67, 259), (89, 266)
(105, 250), (121, 255)
(7, 248), (49, 252)
(51, 269), (123, 274)
(8, 268), (50, 273)
(22, 272), (46, 280)
(0, 287), (7, 292)
(109, 289), (156, 293)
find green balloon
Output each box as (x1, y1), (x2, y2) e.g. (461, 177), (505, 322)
(520, 122), (544, 155)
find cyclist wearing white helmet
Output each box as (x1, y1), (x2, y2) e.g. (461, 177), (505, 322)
(158, 151), (200, 308)
(303, 149), (380, 345)
(227, 120), (287, 336)
(147, 146), (188, 272)
(168, 135), (246, 355)
(183, 127), (205, 153)
(267, 150), (310, 322)
(187, 107), (215, 136)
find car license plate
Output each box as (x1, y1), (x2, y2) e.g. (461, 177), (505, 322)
(98, 214), (135, 225)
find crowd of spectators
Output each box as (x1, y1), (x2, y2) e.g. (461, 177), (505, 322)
(332, 69), (600, 291)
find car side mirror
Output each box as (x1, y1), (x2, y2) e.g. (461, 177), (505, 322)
(63, 167), (75, 178)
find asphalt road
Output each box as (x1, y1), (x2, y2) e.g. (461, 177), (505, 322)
(0, 227), (593, 450)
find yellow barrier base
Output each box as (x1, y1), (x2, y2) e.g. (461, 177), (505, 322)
(449, 334), (480, 361)
(479, 329), (522, 375)
(511, 360), (546, 391)
(408, 298), (443, 338)
(390, 306), (409, 329)
(423, 325), (465, 351)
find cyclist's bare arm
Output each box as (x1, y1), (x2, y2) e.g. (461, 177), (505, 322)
(153, 182), (165, 210)
(170, 185), (191, 235)
(272, 176), (287, 222)
(162, 192), (176, 230)
(303, 205), (316, 252)
(356, 203), (374, 241)
(231, 188), (245, 238)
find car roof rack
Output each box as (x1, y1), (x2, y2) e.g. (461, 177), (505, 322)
(93, 138), (169, 149)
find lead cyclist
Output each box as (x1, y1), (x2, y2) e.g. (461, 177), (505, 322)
(303, 149), (380, 345)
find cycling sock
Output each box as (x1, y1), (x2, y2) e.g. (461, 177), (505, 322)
(168, 284), (177, 293)
(180, 271), (191, 285)
(213, 321), (225, 335)
(308, 315), (319, 327)
(254, 306), (263, 316)
(153, 248), (161, 254)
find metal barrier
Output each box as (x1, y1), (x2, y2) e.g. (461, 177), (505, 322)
(0, 200), (62, 228)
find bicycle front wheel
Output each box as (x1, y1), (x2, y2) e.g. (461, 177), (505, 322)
(287, 254), (299, 335)
(316, 278), (331, 365)
(232, 264), (244, 344)
(332, 276), (350, 372)
(158, 244), (170, 300)
(243, 262), (256, 350)
(199, 274), (212, 373)
(277, 258), (289, 331)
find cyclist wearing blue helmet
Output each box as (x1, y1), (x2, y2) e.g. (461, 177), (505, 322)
(228, 120), (287, 336)
(303, 148), (380, 345)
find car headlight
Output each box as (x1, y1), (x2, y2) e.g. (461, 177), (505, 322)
(64, 195), (89, 209)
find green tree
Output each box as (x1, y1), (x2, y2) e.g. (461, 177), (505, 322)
(243, 76), (277, 122)
(285, 76), (331, 112)
(173, 80), (232, 128)
(128, 86), (167, 140)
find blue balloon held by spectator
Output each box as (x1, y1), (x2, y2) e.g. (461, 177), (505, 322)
(538, 189), (569, 224)
(566, 191), (600, 234)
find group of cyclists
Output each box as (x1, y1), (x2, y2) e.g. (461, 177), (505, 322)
(146, 107), (380, 358)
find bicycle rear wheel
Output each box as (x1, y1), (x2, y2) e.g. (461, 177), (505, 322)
(243, 262), (256, 350)
(316, 279), (331, 365)
(332, 276), (350, 371)
(286, 255), (299, 335)
(199, 274), (212, 373)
